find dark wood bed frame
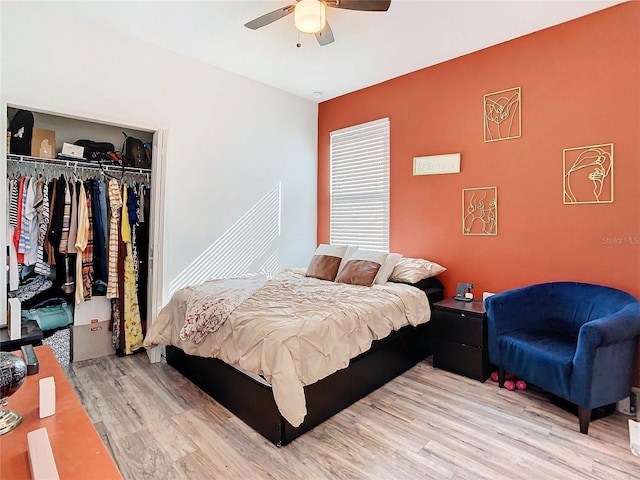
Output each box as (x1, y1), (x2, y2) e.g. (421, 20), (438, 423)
(165, 277), (444, 446)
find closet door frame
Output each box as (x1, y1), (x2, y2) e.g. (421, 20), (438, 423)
(146, 129), (167, 363)
(1, 103), (167, 364)
(1, 105), (7, 328)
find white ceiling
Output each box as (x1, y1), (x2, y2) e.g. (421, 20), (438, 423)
(43, 0), (624, 102)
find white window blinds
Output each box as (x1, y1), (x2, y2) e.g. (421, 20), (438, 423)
(329, 117), (390, 252)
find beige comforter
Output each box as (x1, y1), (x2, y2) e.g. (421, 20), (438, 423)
(144, 268), (431, 427)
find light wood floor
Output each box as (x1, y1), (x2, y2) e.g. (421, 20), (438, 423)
(65, 353), (640, 480)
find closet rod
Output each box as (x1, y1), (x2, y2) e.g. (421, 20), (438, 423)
(7, 155), (150, 184)
(7, 154), (151, 176)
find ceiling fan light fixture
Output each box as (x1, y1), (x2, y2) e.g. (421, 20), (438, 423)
(295, 0), (327, 34)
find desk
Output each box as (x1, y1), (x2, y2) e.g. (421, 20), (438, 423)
(0, 345), (122, 479)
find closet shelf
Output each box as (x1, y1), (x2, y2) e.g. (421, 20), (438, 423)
(7, 154), (151, 175)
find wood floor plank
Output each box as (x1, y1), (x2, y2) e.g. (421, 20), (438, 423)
(171, 408), (277, 479)
(420, 438), (513, 480)
(147, 415), (198, 462)
(67, 354), (640, 479)
(420, 410), (598, 480)
(109, 429), (185, 480)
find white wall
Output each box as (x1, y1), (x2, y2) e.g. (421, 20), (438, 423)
(1, 3), (318, 303)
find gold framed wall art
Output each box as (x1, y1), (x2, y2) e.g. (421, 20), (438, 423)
(484, 87), (521, 142)
(563, 143), (614, 204)
(462, 186), (497, 235)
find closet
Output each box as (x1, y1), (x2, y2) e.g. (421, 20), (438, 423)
(3, 106), (166, 363)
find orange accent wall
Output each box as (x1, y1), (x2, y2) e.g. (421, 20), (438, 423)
(318, 2), (639, 301)
(319, 2), (640, 386)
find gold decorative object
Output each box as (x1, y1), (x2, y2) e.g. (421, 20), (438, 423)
(463, 187), (497, 235)
(563, 143), (614, 204)
(484, 87), (521, 142)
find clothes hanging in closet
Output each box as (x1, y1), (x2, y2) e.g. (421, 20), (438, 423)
(7, 160), (151, 351)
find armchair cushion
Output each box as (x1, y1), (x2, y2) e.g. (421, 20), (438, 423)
(498, 329), (577, 399)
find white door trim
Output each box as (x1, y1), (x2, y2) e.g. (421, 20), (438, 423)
(146, 128), (168, 363)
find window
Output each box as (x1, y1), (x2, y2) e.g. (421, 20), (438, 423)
(329, 118), (390, 252)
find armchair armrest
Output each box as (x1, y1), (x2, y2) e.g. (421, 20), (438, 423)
(577, 303), (640, 349)
(572, 302), (640, 407)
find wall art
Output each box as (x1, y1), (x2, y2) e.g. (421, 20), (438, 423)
(484, 87), (521, 142)
(462, 186), (497, 235)
(413, 153), (460, 176)
(563, 143), (613, 204)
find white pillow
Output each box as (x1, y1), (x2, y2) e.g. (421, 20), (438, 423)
(374, 253), (403, 284)
(389, 257), (446, 283)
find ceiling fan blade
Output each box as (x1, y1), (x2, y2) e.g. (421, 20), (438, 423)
(315, 21), (335, 46)
(244, 5), (295, 30)
(326, 0), (391, 11)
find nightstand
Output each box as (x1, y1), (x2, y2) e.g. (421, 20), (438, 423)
(432, 298), (491, 382)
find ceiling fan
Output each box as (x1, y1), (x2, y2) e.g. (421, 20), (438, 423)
(244, 0), (392, 46)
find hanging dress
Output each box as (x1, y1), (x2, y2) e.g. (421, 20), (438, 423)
(120, 184), (144, 354)
(23, 177), (38, 266)
(44, 177), (59, 268)
(81, 183), (94, 302)
(34, 178), (50, 276)
(74, 181), (89, 305)
(6, 177), (19, 291)
(106, 179), (122, 299)
(14, 176), (27, 264)
(60, 181), (75, 294)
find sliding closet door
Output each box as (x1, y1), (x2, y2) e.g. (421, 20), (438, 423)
(145, 128), (167, 363)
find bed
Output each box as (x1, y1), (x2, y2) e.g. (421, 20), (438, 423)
(145, 265), (444, 446)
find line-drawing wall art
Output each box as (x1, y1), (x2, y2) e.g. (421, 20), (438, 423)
(484, 87), (521, 142)
(563, 143), (614, 204)
(462, 186), (497, 235)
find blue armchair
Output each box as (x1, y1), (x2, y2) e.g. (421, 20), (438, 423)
(485, 282), (640, 434)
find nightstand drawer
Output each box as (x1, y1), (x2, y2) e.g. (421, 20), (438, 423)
(433, 309), (484, 347)
(433, 340), (490, 382)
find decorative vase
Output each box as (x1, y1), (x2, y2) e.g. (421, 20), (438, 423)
(0, 351), (27, 435)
